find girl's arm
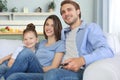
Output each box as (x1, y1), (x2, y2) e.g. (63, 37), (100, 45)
(0, 54), (12, 64)
(7, 58), (15, 67)
(7, 46), (24, 67)
(43, 52), (64, 72)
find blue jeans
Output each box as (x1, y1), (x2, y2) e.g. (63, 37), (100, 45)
(6, 73), (43, 80)
(0, 61), (9, 78)
(4, 48), (43, 79)
(44, 68), (84, 80)
(6, 69), (84, 80)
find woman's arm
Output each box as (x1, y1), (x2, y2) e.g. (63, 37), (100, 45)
(0, 54), (12, 64)
(43, 52), (64, 72)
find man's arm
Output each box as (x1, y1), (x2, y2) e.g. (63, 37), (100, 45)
(83, 23), (114, 65)
(62, 24), (114, 72)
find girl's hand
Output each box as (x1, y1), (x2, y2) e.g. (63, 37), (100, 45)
(0, 59), (3, 64)
(7, 58), (14, 67)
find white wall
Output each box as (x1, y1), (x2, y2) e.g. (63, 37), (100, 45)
(7, 0), (50, 12)
(109, 0), (120, 34)
(6, 0), (95, 28)
(78, 0), (94, 23)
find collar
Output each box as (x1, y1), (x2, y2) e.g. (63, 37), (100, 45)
(63, 20), (87, 32)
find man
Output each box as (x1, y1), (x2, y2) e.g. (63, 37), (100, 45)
(44, 0), (114, 80)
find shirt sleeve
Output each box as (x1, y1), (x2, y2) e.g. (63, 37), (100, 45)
(83, 23), (114, 65)
(11, 45), (24, 59)
(55, 40), (65, 53)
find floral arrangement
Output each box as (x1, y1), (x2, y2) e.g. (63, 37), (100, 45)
(48, 0), (55, 11)
(0, 0), (7, 12)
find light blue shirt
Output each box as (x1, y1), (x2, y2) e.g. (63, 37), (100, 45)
(61, 21), (114, 66)
(36, 40), (65, 67)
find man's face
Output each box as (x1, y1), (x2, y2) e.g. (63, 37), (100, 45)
(61, 4), (80, 25)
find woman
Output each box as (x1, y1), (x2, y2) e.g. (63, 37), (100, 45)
(4, 15), (65, 80)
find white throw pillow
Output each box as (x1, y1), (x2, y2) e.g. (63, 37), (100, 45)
(105, 33), (120, 55)
(0, 39), (22, 59)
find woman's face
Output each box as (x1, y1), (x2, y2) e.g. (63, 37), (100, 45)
(44, 19), (55, 38)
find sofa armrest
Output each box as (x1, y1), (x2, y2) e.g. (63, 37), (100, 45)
(83, 56), (120, 80)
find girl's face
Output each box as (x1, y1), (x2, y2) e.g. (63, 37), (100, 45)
(44, 19), (55, 38)
(23, 31), (38, 50)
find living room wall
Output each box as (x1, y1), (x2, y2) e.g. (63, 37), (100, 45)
(0, 0), (95, 39)
(6, 0), (95, 26)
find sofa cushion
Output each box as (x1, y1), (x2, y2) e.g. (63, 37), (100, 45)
(105, 33), (120, 55)
(0, 39), (22, 59)
(83, 55), (120, 80)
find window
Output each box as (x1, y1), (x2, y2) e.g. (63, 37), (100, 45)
(109, 0), (120, 34)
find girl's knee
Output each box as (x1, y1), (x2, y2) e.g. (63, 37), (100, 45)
(17, 48), (34, 58)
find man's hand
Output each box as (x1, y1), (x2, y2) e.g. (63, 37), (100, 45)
(63, 57), (85, 72)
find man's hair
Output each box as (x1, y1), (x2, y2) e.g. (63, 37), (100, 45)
(60, 0), (81, 19)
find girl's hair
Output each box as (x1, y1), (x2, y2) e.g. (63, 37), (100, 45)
(60, 0), (81, 19)
(43, 15), (62, 41)
(23, 23), (38, 38)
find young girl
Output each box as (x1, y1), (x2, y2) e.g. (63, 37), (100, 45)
(0, 23), (39, 79)
(4, 15), (65, 80)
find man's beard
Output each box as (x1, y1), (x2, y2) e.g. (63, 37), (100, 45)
(65, 17), (78, 26)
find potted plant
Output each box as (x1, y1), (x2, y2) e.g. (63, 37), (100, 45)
(48, 0), (55, 12)
(0, 0), (7, 12)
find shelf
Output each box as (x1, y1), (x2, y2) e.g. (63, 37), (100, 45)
(12, 12), (54, 20)
(0, 12), (54, 16)
(0, 12), (54, 35)
(12, 12), (54, 16)
(0, 12), (54, 20)
(0, 32), (22, 35)
(0, 12), (11, 20)
(0, 32), (43, 35)
(0, 12), (11, 16)
(0, 20), (44, 34)
(0, 20), (45, 26)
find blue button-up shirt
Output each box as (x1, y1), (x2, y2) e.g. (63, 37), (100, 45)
(61, 21), (114, 66)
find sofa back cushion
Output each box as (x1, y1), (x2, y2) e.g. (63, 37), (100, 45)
(0, 39), (22, 59)
(105, 33), (120, 55)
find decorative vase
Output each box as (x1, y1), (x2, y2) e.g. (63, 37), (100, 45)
(49, 8), (54, 12)
(11, 7), (18, 12)
(35, 7), (42, 12)
(0, 8), (2, 12)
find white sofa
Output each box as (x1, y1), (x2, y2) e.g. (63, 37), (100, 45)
(0, 39), (22, 59)
(83, 33), (120, 80)
(0, 33), (120, 80)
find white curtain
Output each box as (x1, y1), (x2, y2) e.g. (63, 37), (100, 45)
(95, 0), (109, 33)
(109, 0), (120, 35)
